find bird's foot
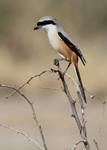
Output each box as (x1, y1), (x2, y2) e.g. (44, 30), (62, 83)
(53, 58), (59, 66)
(53, 58), (65, 80)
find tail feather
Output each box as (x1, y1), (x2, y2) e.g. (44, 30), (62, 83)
(74, 65), (87, 103)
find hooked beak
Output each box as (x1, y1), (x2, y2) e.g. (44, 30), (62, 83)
(34, 25), (41, 30)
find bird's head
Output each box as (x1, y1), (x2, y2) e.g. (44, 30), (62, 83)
(34, 16), (58, 32)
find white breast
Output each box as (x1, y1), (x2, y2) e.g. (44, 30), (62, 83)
(47, 30), (66, 59)
(47, 30), (59, 51)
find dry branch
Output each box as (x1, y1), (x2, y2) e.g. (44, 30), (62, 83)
(94, 139), (99, 150)
(7, 69), (53, 98)
(53, 59), (90, 150)
(0, 124), (44, 150)
(72, 140), (85, 150)
(0, 84), (48, 150)
(0, 61), (90, 149)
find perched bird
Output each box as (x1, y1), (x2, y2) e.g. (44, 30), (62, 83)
(34, 16), (86, 103)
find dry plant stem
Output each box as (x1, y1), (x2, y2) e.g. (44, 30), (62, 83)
(85, 89), (107, 104)
(0, 66), (90, 149)
(94, 139), (99, 150)
(72, 140), (85, 150)
(61, 76), (90, 149)
(0, 124), (44, 150)
(0, 84), (48, 150)
(77, 91), (87, 138)
(40, 87), (64, 92)
(7, 69), (53, 98)
(66, 73), (87, 138)
(53, 60), (90, 150)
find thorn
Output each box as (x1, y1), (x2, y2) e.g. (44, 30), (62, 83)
(27, 82), (30, 86)
(31, 101), (34, 105)
(72, 100), (76, 104)
(61, 87), (64, 92)
(50, 68), (53, 72)
(83, 106), (86, 109)
(6, 95), (8, 99)
(33, 116), (35, 120)
(103, 101), (106, 104)
(71, 114), (75, 118)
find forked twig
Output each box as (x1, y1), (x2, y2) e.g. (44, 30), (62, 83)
(66, 73), (87, 139)
(0, 63), (90, 149)
(0, 84), (48, 150)
(53, 59), (90, 150)
(7, 69), (53, 98)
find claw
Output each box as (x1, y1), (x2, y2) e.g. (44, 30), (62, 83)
(53, 59), (59, 66)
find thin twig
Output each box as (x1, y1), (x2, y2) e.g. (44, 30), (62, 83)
(0, 84), (48, 150)
(0, 124), (44, 150)
(61, 75), (89, 149)
(66, 70), (87, 141)
(0, 84), (30, 104)
(85, 89), (107, 104)
(77, 91), (87, 139)
(66, 72), (87, 138)
(94, 139), (100, 150)
(6, 68), (106, 105)
(39, 87), (64, 92)
(72, 140), (85, 150)
(6, 69), (53, 98)
(65, 73), (79, 92)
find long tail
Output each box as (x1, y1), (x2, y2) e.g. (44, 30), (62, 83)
(74, 65), (87, 103)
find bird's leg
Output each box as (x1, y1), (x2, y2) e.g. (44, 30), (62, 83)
(53, 58), (65, 66)
(63, 62), (71, 75)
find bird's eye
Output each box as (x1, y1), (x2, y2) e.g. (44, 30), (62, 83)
(37, 22), (42, 26)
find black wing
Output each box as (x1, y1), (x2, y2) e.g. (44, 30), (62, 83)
(58, 32), (86, 66)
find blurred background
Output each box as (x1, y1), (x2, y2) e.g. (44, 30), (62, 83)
(0, 0), (107, 149)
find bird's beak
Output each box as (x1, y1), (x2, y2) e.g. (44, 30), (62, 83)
(34, 25), (41, 30)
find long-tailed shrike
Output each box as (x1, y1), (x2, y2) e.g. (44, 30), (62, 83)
(34, 16), (86, 103)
